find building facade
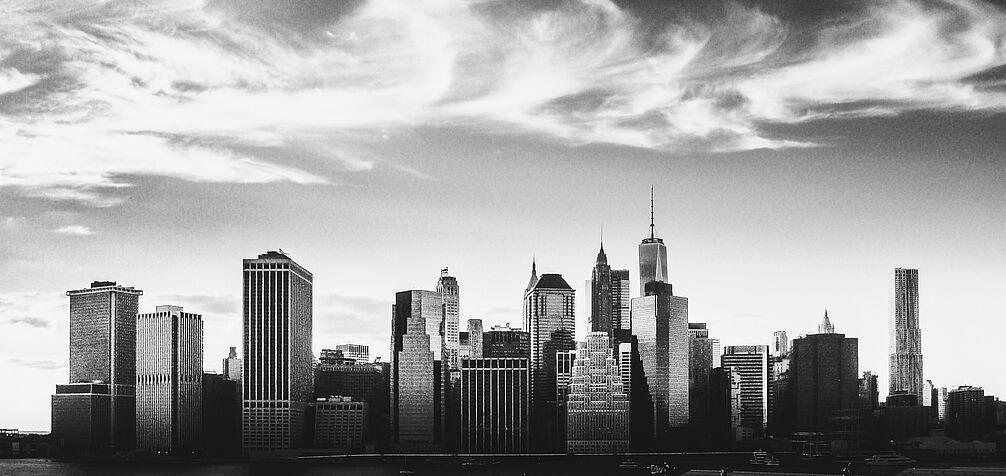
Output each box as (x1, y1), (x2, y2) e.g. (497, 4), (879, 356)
(630, 281), (689, 440)
(483, 324), (530, 358)
(459, 357), (529, 453)
(136, 305), (203, 453)
(688, 323), (715, 427)
(308, 396), (368, 452)
(720, 345), (771, 440)
(890, 268), (923, 400)
(565, 332), (629, 454)
(202, 372), (241, 457)
(523, 267), (576, 453)
(391, 289), (444, 450)
(334, 344), (369, 363)
(315, 357), (389, 451)
(223, 347), (242, 381)
(773, 331), (789, 357)
(789, 328), (859, 434)
(241, 251), (314, 454)
(52, 281), (142, 452)
(946, 386), (989, 441)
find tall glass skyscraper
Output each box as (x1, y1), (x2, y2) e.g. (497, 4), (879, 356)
(136, 305), (203, 453)
(890, 268), (923, 400)
(630, 281), (689, 440)
(52, 281), (142, 452)
(639, 188), (668, 296)
(241, 251), (313, 455)
(523, 268), (576, 453)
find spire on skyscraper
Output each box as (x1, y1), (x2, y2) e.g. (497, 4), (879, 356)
(818, 309), (834, 334)
(649, 185), (655, 240)
(525, 257), (539, 294)
(596, 225), (607, 265)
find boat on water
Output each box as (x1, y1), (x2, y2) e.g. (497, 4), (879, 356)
(864, 452), (917, 466)
(750, 450), (781, 466)
(649, 463), (672, 475)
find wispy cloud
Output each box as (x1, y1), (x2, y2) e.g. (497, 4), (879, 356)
(7, 316), (51, 328)
(2, 0), (1005, 204)
(9, 358), (65, 370)
(51, 225), (94, 235)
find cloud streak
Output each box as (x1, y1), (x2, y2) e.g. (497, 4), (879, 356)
(2, 0), (1005, 203)
(51, 225), (94, 235)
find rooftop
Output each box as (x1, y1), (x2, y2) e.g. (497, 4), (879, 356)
(534, 273), (572, 290)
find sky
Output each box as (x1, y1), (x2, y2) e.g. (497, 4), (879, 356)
(1, 0), (1004, 432)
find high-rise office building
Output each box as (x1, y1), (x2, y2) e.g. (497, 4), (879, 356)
(946, 386), (989, 441)
(391, 289), (445, 450)
(307, 396), (368, 452)
(241, 251), (313, 454)
(890, 268), (923, 400)
(315, 356), (389, 451)
(688, 323), (715, 427)
(483, 324), (530, 358)
(589, 241), (632, 337)
(223, 347), (242, 381)
(590, 242), (613, 335)
(611, 270), (630, 331)
(467, 319), (483, 359)
(136, 305), (203, 453)
(720, 345), (772, 440)
(334, 344), (369, 363)
(52, 281), (142, 452)
(789, 324), (859, 434)
(630, 281), (689, 440)
(859, 371), (879, 411)
(936, 387), (948, 423)
(523, 267), (576, 453)
(566, 332), (629, 454)
(459, 357), (529, 453)
(772, 331), (789, 357)
(438, 269), (461, 371)
(638, 188), (668, 296)
(202, 372), (241, 457)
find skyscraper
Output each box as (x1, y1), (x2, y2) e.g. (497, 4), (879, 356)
(630, 281), (689, 440)
(437, 269), (461, 371)
(772, 331), (789, 357)
(590, 242), (613, 335)
(241, 251), (314, 454)
(688, 323), (715, 427)
(638, 187), (668, 296)
(459, 357), (529, 453)
(611, 269), (631, 330)
(467, 319), (483, 359)
(946, 386), (989, 441)
(136, 305), (203, 453)
(565, 332), (629, 454)
(720, 345), (772, 441)
(789, 320), (859, 434)
(391, 289), (444, 450)
(223, 347), (242, 381)
(52, 281), (142, 452)
(523, 267), (576, 453)
(890, 268), (923, 401)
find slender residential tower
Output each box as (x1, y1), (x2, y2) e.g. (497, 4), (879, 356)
(241, 251), (313, 455)
(136, 305), (203, 453)
(889, 268), (923, 400)
(639, 187), (668, 296)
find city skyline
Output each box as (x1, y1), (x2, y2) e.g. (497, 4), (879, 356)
(2, 0), (1006, 434)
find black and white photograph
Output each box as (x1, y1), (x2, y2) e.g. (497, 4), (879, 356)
(1, 0), (1004, 475)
